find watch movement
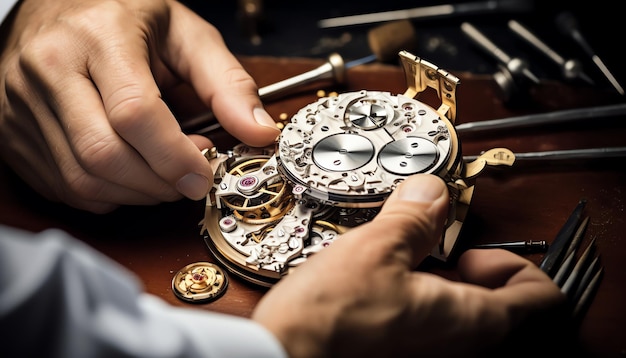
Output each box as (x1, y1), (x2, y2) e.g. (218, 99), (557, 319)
(199, 51), (516, 287)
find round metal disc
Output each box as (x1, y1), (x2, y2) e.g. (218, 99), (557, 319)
(379, 137), (439, 175)
(347, 102), (388, 129)
(172, 262), (228, 303)
(313, 134), (374, 172)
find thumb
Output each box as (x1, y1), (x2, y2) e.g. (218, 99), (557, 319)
(342, 174), (450, 267)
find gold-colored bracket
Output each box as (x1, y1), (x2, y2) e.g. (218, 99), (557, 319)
(463, 148), (516, 181)
(399, 50), (460, 123)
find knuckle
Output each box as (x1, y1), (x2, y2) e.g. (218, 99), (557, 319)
(62, 168), (107, 203)
(106, 93), (154, 133)
(74, 134), (120, 175)
(72, 134), (182, 202)
(223, 67), (258, 94)
(225, 66), (254, 83)
(19, 32), (66, 74)
(62, 1), (131, 32)
(205, 67), (258, 109)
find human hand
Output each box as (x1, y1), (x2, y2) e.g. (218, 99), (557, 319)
(0, 0), (280, 213)
(253, 174), (565, 357)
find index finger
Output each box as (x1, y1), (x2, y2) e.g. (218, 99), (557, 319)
(163, 2), (281, 147)
(90, 18), (214, 200)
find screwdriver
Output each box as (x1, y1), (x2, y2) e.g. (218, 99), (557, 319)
(463, 147), (626, 162)
(461, 22), (540, 84)
(507, 19), (593, 85)
(317, 0), (533, 28)
(556, 11), (624, 95)
(455, 102), (626, 134)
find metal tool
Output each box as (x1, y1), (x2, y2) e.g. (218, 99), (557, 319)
(571, 250), (603, 319)
(461, 22), (540, 84)
(317, 0), (533, 28)
(473, 240), (547, 252)
(564, 216), (590, 259)
(558, 236), (596, 293)
(257, 52), (347, 99)
(455, 102), (626, 134)
(550, 225), (603, 320)
(458, 103), (626, 162)
(525, 199), (603, 320)
(463, 147), (626, 162)
(508, 19), (594, 85)
(539, 199), (586, 277)
(556, 11), (624, 95)
(552, 216), (589, 286)
(182, 53), (375, 135)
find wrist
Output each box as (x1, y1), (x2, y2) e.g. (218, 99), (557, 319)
(254, 311), (330, 358)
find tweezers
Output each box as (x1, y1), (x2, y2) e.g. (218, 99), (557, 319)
(539, 199), (603, 319)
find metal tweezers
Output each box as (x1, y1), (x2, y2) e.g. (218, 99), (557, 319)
(538, 199), (604, 320)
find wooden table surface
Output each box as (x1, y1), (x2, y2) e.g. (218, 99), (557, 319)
(1, 56), (625, 357)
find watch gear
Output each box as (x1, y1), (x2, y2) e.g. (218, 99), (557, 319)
(172, 262), (229, 303)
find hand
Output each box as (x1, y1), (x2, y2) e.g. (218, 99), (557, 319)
(252, 174), (565, 357)
(0, 0), (280, 213)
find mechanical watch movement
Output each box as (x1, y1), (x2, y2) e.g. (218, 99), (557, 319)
(199, 51), (515, 287)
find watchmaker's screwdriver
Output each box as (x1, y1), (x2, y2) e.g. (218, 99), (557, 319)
(461, 22), (540, 84)
(556, 11), (624, 95)
(455, 102), (626, 134)
(463, 147), (626, 162)
(473, 240), (548, 252)
(507, 20), (594, 85)
(317, 0), (533, 28)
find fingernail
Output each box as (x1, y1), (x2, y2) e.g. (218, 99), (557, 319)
(397, 174), (446, 203)
(253, 107), (279, 130)
(176, 173), (209, 200)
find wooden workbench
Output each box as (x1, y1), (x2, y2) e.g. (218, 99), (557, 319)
(1, 56), (624, 357)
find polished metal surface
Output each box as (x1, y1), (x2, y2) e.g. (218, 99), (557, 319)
(313, 134), (374, 172)
(379, 137), (439, 175)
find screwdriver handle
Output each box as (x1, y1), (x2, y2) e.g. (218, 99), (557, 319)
(508, 20), (564, 65)
(258, 53), (345, 99)
(461, 22), (511, 64)
(461, 22), (540, 84)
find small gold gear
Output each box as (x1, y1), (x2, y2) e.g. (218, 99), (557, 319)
(172, 262), (228, 303)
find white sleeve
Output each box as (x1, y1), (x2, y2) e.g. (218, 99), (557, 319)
(0, 225), (288, 358)
(0, 0), (18, 24)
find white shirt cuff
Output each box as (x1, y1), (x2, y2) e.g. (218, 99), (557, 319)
(0, 0), (18, 24)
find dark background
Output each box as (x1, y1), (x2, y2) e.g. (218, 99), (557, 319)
(181, 0), (625, 96)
